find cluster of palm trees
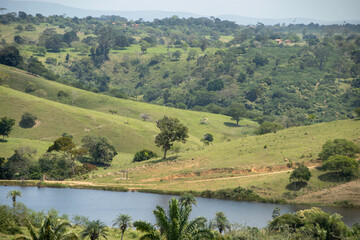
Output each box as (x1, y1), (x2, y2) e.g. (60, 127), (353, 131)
(6, 190), (231, 240)
(132, 194), (231, 240)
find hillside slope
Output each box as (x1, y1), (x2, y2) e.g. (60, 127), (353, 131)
(0, 64), (258, 143)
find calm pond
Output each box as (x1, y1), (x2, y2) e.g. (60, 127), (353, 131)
(1, 185), (359, 228)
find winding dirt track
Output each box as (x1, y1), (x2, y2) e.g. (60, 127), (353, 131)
(175, 165), (319, 184)
(0, 164), (320, 188)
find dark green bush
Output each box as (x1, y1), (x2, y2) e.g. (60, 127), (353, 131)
(133, 149), (158, 162)
(318, 139), (360, 160)
(255, 121), (284, 135)
(19, 112), (37, 128)
(323, 155), (359, 179)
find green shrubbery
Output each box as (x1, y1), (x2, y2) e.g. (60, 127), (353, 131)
(319, 139), (360, 160)
(323, 155), (359, 180)
(269, 207), (351, 240)
(199, 186), (263, 202)
(255, 121), (284, 135)
(19, 112), (37, 128)
(133, 149), (158, 162)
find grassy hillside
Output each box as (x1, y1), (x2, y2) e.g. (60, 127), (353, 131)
(0, 64), (258, 143)
(66, 119), (359, 201)
(0, 86), (189, 154)
(0, 137), (51, 159)
(0, 66), (359, 204)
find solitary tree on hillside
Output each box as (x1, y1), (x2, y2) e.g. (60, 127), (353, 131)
(155, 116), (188, 159)
(289, 164), (312, 185)
(7, 190), (21, 208)
(0, 117), (15, 140)
(228, 103), (246, 126)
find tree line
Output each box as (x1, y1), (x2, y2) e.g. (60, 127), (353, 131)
(2, 190), (360, 240)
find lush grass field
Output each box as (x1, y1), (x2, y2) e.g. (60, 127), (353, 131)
(75, 118), (359, 200)
(0, 64), (258, 144)
(0, 137), (51, 159)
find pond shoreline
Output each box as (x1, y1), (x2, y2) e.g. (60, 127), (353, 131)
(1, 179), (359, 208)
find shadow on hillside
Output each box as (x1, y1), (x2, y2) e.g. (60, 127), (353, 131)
(149, 156), (179, 164)
(318, 172), (343, 182)
(0, 139), (8, 143)
(286, 182), (308, 191)
(223, 122), (242, 127)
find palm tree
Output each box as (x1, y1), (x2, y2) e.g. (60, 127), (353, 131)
(112, 214), (132, 240)
(22, 216), (78, 240)
(81, 220), (108, 240)
(7, 190), (21, 208)
(213, 212), (231, 234)
(179, 193), (197, 207)
(132, 221), (161, 240)
(134, 198), (213, 240)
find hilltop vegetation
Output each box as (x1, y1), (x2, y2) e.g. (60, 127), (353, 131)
(0, 12), (359, 126)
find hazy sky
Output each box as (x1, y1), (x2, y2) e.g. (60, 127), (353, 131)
(29, 0), (360, 20)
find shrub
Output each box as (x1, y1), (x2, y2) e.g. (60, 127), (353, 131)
(57, 90), (69, 98)
(75, 163), (98, 175)
(290, 164), (312, 183)
(255, 121), (284, 135)
(201, 133), (214, 146)
(25, 81), (37, 93)
(318, 139), (360, 160)
(133, 149), (158, 162)
(0, 205), (21, 234)
(19, 112), (37, 128)
(269, 213), (303, 232)
(323, 155), (359, 179)
(295, 208), (349, 240)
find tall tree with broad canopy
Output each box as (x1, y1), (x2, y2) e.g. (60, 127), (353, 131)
(47, 137), (87, 175)
(228, 103), (246, 126)
(155, 116), (188, 159)
(0, 117), (15, 140)
(81, 135), (117, 164)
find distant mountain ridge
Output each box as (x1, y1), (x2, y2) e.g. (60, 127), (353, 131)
(1, 0), (360, 25)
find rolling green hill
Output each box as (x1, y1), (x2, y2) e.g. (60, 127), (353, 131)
(0, 64), (258, 144)
(0, 66), (359, 204)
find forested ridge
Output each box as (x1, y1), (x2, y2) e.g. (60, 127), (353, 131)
(0, 12), (360, 127)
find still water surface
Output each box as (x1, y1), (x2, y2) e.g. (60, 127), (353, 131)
(1, 186), (359, 228)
